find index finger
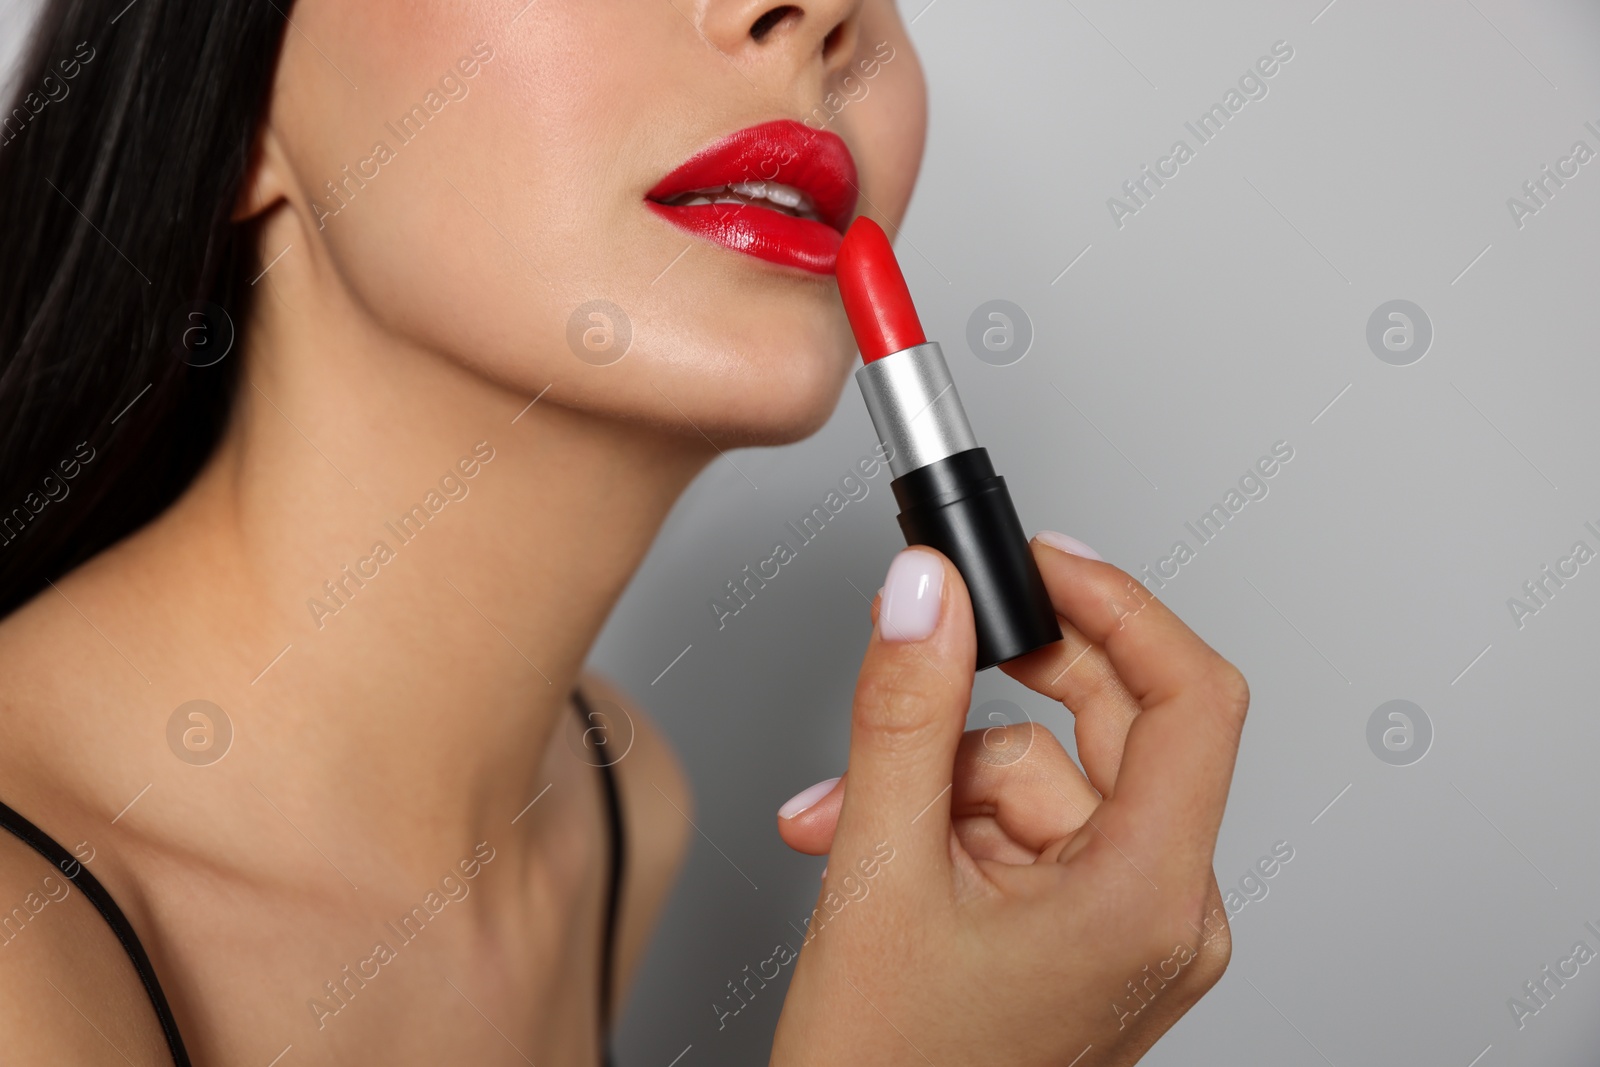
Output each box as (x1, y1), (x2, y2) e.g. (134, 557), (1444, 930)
(1027, 537), (1248, 868)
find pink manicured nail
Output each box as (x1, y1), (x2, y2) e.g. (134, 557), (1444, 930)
(879, 549), (943, 642)
(779, 777), (840, 819)
(1034, 530), (1104, 561)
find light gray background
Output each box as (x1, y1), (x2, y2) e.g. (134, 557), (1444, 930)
(8, 1), (1600, 1064)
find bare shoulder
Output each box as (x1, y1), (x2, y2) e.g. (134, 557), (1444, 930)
(0, 578), (165, 1061)
(0, 831), (171, 1065)
(578, 670), (693, 854)
(577, 671), (692, 999)
(0, 580), (122, 820)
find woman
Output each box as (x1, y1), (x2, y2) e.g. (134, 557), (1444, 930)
(0, 1), (1248, 1064)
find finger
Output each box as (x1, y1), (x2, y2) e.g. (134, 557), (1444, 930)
(832, 547), (976, 870)
(776, 775), (845, 856)
(778, 725), (1105, 864)
(1000, 616), (1140, 796)
(1029, 535), (1249, 868)
(1029, 536), (1224, 707)
(950, 724), (1101, 855)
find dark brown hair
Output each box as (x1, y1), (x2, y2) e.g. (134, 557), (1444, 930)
(0, 0), (290, 616)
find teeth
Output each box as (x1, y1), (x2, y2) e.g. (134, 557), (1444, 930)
(663, 181), (819, 221)
(727, 181), (804, 210)
(761, 184), (805, 210)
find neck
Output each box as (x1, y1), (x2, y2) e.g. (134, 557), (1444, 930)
(134, 228), (708, 880)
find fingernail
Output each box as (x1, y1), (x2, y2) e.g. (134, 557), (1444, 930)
(1034, 530), (1104, 561)
(779, 777), (840, 819)
(880, 549), (943, 642)
(821, 863), (828, 880)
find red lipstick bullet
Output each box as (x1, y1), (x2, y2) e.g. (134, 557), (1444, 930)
(837, 218), (1061, 670)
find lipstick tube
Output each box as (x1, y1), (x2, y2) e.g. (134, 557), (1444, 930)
(839, 220), (1061, 670)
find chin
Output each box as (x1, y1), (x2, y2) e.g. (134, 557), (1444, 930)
(709, 329), (861, 448)
(650, 260), (864, 448)
(558, 273), (863, 451)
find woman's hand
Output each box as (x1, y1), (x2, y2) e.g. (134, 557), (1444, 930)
(769, 535), (1249, 1067)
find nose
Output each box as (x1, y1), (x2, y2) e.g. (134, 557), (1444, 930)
(698, 0), (865, 85)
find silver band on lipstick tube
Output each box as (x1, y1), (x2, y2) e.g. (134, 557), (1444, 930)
(853, 342), (977, 477)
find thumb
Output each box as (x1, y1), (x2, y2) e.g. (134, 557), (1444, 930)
(832, 547), (976, 870)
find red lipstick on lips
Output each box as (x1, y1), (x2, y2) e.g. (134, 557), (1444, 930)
(646, 119), (859, 275)
(837, 218), (1061, 670)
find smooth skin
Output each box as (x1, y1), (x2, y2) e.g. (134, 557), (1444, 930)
(0, 0), (1244, 1064)
(774, 539), (1247, 1066)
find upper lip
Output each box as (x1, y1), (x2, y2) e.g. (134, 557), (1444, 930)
(646, 119), (859, 234)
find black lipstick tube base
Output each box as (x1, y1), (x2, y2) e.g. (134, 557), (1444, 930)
(890, 448), (1062, 670)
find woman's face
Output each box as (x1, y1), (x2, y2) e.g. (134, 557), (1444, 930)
(261, 0), (927, 445)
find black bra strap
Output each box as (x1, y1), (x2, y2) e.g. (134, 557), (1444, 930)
(572, 687), (627, 1061)
(0, 799), (191, 1066)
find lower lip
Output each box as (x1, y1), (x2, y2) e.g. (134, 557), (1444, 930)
(645, 202), (843, 275)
